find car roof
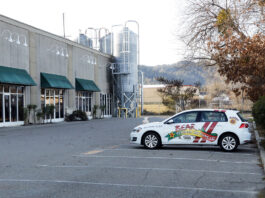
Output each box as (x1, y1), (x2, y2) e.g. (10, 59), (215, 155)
(179, 109), (239, 113)
(163, 109), (240, 123)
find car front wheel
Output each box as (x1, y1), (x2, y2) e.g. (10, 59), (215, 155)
(220, 134), (238, 152)
(143, 132), (161, 149)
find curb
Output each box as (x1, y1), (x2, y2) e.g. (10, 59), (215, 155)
(253, 122), (265, 172)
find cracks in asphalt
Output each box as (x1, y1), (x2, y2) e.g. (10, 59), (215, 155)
(191, 190), (199, 198)
(142, 170), (150, 182)
(193, 172), (206, 188)
(207, 152), (215, 159)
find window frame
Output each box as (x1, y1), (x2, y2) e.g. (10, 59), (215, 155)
(75, 91), (93, 113)
(198, 111), (228, 122)
(0, 85), (25, 123)
(168, 111), (200, 124)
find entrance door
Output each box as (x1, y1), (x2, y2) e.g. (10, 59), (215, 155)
(11, 94), (17, 122)
(4, 94), (10, 122)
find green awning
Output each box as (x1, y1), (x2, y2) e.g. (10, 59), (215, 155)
(0, 65), (36, 86)
(76, 78), (100, 92)
(41, 72), (74, 89)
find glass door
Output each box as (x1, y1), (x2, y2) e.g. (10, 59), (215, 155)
(0, 93), (3, 122)
(4, 94), (10, 122)
(11, 94), (17, 122)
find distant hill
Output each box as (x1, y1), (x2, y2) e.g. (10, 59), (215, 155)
(139, 61), (216, 85)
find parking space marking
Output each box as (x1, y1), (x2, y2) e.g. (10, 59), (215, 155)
(82, 150), (104, 155)
(37, 165), (262, 175)
(143, 117), (149, 124)
(106, 145), (120, 149)
(0, 179), (258, 195)
(73, 155), (258, 164)
(102, 148), (257, 156)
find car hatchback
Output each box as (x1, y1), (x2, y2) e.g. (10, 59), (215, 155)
(130, 109), (251, 151)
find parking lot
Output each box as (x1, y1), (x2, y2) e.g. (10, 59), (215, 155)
(0, 117), (264, 198)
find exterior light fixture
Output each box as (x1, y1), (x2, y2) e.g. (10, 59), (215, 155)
(19, 35), (28, 47)
(2, 29), (13, 42)
(64, 48), (69, 58)
(60, 47), (64, 56)
(11, 33), (20, 45)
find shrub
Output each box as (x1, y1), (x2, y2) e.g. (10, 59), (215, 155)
(100, 105), (106, 118)
(36, 109), (44, 123)
(44, 104), (55, 123)
(65, 110), (88, 121)
(252, 96), (265, 127)
(23, 107), (28, 124)
(92, 105), (98, 119)
(142, 109), (175, 116)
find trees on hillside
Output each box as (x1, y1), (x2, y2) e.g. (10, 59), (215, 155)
(181, 0), (265, 101)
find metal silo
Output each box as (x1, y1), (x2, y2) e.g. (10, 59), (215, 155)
(107, 21), (139, 117)
(97, 21), (140, 117)
(99, 33), (112, 54)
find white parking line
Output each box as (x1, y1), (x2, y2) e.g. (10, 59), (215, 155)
(0, 179), (257, 195)
(102, 148), (257, 156)
(37, 164), (262, 175)
(143, 117), (149, 124)
(73, 155), (258, 164)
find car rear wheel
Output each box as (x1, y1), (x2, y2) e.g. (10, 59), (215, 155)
(220, 134), (238, 152)
(143, 132), (161, 149)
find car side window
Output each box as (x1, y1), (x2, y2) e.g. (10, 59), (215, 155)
(200, 111), (228, 122)
(172, 112), (199, 123)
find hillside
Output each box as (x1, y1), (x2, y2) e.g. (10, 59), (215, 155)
(139, 61), (216, 85)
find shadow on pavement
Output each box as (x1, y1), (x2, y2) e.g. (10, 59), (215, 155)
(124, 144), (258, 154)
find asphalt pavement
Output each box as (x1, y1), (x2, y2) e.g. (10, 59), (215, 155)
(0, 117), (264, 198)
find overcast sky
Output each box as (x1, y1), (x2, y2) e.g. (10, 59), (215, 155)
(0, 0), (187, 66)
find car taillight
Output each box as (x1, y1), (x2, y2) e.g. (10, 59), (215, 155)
(239, 123), (249, 128)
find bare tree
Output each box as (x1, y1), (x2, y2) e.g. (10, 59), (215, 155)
(180, 0), (265, 101)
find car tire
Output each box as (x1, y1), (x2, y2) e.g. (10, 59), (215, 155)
(220, 134), (238, 152)
(143, 132), (161, 149)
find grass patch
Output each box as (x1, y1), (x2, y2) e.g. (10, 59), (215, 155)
(143, 109), (175, 116)
(143, 104), (170, 114)
(257, 189), (265, 198)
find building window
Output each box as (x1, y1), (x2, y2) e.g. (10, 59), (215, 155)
(100, 93), (112, 116)
(41, 89), (64, 119)
(0, 84), (24, 123)
(75, 91), (92, 113)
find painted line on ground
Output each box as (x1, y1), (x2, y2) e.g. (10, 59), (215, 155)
(106, 145), (120, 149)
(37, 165), (262, 175)
(101, 148), (257, 156)
(82, 150), (104, 155)
(0, 179), (257, 195)
(73, 155), (258, 164)
(143, 117), (149, 124)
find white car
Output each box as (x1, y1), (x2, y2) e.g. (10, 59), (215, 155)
(130, 109), (251, 151)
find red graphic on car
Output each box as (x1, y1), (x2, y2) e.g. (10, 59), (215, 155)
(165, 122), (219, 143)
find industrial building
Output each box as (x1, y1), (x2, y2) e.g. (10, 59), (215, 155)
(0, 15), (141, 127)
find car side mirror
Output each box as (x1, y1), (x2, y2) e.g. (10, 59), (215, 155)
(166, 119), (174, 124)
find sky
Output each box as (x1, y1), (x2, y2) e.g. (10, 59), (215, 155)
(0, 0), (187, 66)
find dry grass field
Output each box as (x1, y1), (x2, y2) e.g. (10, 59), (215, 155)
(143, 104), (171, 114)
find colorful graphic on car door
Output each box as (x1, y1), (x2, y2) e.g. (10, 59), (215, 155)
(193, 122), (218, 143)
(165, 122), (218, 143)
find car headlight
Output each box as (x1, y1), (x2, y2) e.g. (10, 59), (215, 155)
(133, 127), (142, 133)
